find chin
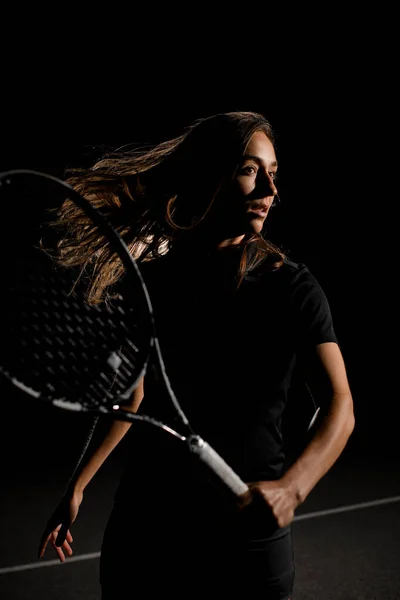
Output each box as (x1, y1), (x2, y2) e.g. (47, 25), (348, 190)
(249, 223), (265, 235)
(248, 216), (266, 233)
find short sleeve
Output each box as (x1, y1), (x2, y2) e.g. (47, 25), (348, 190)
(289, 263), (338, 348)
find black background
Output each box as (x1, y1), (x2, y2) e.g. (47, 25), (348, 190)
(0, 25), (398, 469)
(0, 15), (399, 599)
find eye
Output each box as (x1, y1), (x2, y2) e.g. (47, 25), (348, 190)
(238, 164), (258, 175)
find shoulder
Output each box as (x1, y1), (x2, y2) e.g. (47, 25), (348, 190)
(277, 258), (310, 278)
(247, 256), (315, 286)
(279, 260), (330, 303)
(280, 259), (322, 289)
(245, 257), (331, 308)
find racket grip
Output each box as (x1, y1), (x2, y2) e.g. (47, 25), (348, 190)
(187, 435), (249, 497)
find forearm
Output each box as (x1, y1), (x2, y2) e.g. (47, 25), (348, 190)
(71, 419), (132, 494)
(71, 377), (144, 495)
(281, 391), (355, 504)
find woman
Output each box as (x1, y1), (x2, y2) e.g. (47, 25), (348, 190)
(38, 111), (355, 599)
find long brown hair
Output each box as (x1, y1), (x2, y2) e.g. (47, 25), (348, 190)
(53, 111), (286, 304)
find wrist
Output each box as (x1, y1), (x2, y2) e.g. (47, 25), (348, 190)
(281, 472), (306, 506)
(67, 478), (85, 498)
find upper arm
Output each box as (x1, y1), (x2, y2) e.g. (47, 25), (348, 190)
(288, 265), (354, 434)
(300, 341), (354, 416)
(315, 342), (352, 395)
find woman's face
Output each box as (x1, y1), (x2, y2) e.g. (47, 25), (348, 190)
(210, 130), (278, 246)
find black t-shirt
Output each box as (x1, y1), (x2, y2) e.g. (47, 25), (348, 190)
(115, 248), (338, 505)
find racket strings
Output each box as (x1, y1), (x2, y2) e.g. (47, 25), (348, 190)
(1, 257), (151, 409)
(0, 170), (184, 419)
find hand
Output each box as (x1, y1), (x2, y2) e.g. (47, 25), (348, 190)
(246, 479), (299, 528)
(38, 489), (83, 563)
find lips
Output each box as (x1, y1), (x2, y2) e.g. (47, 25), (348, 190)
(248, 206), (268, 218)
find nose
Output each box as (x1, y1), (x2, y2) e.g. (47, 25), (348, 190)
(257, 170), (278, 200)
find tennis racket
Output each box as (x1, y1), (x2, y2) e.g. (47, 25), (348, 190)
(0, 169), (249, 500)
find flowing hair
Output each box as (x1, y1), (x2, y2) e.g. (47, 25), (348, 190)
(52, 111), (286, 304)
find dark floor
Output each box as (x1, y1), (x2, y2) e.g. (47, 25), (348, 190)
(0, 407), (400, 600)
(0, 396), (399, 600)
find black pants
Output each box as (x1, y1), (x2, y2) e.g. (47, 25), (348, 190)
(100, 499), (295, 599)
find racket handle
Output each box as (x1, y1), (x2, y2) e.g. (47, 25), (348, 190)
(187, 435), (249, 497)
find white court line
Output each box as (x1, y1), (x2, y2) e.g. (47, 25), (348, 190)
(0, 552), (100, 574)
(293, 494), (400, 521)
(1, 495), (400, 576)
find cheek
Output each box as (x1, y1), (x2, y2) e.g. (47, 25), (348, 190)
(234, 177), (254, 197)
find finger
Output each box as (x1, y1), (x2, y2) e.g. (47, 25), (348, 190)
(61, 539), (73, 557)
(52, 536), (73, 558)
(55, 523), (71, 547)
(40, 522), (61, 543)
(38, 527), (59, 558)
(51, 538), (67, 563)
(38, 535), (51, 559)
(38, 523), (62, 558)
